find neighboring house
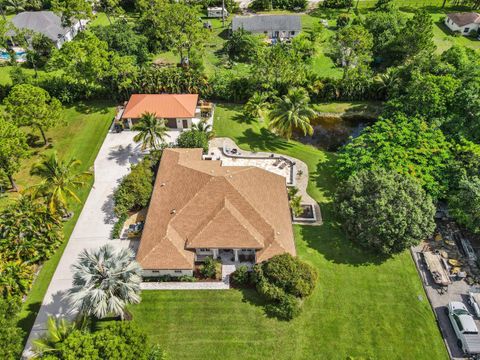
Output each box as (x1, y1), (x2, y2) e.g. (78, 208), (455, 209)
(9, 11), (86, 49)
(207, 6), (228, 18)
(445, 12), (480, 35)
(137, 148), (296, 277)
(232, 15), (301, 40)
(121, 94), (203, 130)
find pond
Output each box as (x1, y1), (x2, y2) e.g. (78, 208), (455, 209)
(299, 112), (375, 151)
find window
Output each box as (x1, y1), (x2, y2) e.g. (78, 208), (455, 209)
(453, 314), (464, 332)
(464, 27), (470, 33)
(152, 270), (159, 273)
(174, 270), (182, 274)
(199, 248), (209, 252)
(290, 31), (295, 36)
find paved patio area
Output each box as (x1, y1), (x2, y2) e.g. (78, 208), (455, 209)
(23, 131), (143, 358)
(210, 137), (322, 225)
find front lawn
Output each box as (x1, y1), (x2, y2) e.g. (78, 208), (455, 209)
(118, 104), (448, 359)
(11, 101), (115, 340)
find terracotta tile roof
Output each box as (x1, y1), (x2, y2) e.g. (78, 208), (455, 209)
(447, 12), (480, 27)
(136, 148), (296, 270)
(122, 94), (199, 119)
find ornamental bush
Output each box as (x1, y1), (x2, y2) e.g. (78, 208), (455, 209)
(200, 257), (218, 279)
(265, 294), (302, 320)
(113, 158), (155, 217)
(261, 253), (317, 298)
(230, 265), (251, 286)
(176, 130), (209, 153)
(323, 0), (352, 8)
(252, 253), (318, 320)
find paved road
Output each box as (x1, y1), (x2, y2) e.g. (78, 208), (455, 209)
(23, 130), (143, 358)
(412, 246), (477, 360)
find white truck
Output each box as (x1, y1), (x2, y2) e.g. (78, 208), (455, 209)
(447, 301), (480, 357)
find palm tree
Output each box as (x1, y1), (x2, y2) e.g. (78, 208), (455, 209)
(66, 244), (142, 320)
(29, 152), (91, 216)
(268, 88), (316, 140)
(192, 120), (215, 140)
(133, 112), (170, 151)
(33, 317), (77, 357)
(244, 92), (270, 122)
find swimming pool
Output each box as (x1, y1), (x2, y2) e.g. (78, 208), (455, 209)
(0, 50), (27, 62)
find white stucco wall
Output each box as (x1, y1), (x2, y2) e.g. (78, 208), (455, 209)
(143, 269), (193, 277)
(445, 17), (479, 34)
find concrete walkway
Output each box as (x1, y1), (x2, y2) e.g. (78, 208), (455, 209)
(23, 131), (143, 358)
(140, 264), (236, 290)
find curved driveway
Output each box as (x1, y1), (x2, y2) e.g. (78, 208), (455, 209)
(23, 130), (143, 358)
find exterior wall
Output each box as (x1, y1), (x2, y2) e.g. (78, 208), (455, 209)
(445, 17), (479, 34)
(124, 117), (192, 129)
(143, 269), (193, 277)
(247, 29), (300, 39)
(56, 21), (84, 49)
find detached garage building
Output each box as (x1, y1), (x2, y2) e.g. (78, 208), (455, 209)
(121, 94), (201, 129)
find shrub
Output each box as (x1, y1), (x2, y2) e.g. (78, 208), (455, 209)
(113, 158), (155, 217)
(250, 0), (307, 11)
(200, 257), (218, 279)
(111, 212), (128, 239)
(323, 0), (352, 8)
(0, 296), (24, 360)
(336, 14), (350, 28)
(266, 294), (302, 320)
(223, 29), (264, 63)
(176, 130), (209, 153)
(230, 265), (251, 286)
(179, 275), (197, 282)
(261, 253), (317, 298)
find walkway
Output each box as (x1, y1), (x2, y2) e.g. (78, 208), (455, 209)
(23, 131), (143, 358)
(140, 265), (236, 290)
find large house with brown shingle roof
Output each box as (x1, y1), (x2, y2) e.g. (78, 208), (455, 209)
(121, 94), (205, 130)
(137, 148), (296, 277)
(445, 12), (480, 35)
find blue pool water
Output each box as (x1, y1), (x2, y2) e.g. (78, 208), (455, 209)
(0, 51), (27, 61)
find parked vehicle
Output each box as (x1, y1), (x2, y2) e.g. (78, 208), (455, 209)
(127, 222), (144, 238)
(446, 301), (480, 356)
(469, 289), (480, 318)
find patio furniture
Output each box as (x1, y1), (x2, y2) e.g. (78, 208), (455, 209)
(273, 158), (281, 166)
(279, 162), (287, 170)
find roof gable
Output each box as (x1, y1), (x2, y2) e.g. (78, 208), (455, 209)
(122, 94), (199, 119)
(10, 11), (74, 41)
(136, 148), (296, 270)
(232, 15), (302, 32)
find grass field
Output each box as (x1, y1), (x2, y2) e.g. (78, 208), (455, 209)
(110, 104), (448, 360)
(7, 101), (115, 341)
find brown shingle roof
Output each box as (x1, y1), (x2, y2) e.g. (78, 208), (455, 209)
(122, 94), (199, 119)
(136, 148), (296, 270)
(447, 12), (480, 27)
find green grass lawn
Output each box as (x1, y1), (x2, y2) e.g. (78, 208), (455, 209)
(7, 101), (115, 341)
(114, 104), (448, 360)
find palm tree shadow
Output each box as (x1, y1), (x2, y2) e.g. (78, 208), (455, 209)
(108, 144), (135, 166)
(237, 128), (292, 153)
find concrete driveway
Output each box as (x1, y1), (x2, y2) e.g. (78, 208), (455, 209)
(23, 130), (143, 358)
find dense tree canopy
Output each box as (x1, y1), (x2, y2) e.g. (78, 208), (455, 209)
(223, 28), (264, 63)
(337, 114), (452, 198)
(4, 84), (62, 145)
(449, 176), (480, 234)
(336, 169), (436, 254)
(0, 117), (29, 191)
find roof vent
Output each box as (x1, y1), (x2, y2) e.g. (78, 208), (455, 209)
(171, 209), (176, 215)
(161, 182), (166, 187)
(276, 231), (280, 235)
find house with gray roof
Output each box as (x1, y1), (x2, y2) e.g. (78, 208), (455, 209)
(445, 12), (480, 35)
(9, 11), (86, 49)
(232, 15), (301, 40)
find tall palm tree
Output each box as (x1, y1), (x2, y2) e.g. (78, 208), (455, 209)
(66, 244), (142, 320)
(29, 152), (91, 216)
(268, 88), (316, 140)
(192, 120), (215, 140)
(133, 112), (170, 151)
(33, 317), (77, 357)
